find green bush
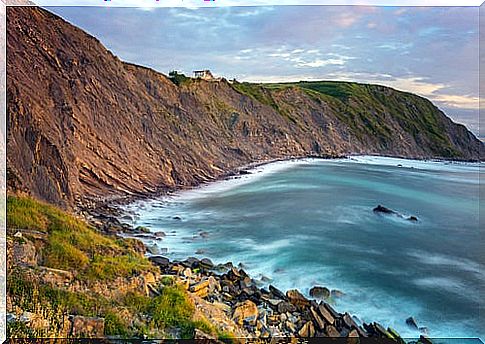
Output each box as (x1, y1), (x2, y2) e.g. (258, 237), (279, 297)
(104, 311), (129, 336)
(169, 71), (191, 86)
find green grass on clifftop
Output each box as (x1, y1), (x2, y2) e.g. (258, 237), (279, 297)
(231, 80), (463, 158)
(7, 196), (154, 280)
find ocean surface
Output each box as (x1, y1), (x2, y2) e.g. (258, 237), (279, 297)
(124, 156), (484, 340)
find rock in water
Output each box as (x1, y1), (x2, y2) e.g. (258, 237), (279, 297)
(405, 316), (419, 330)
(135, 226), (150, 233)
(200, 258), (214, 269)
(331, 289), (345, 298)
(309, 286), (330, 300)
(374, 205), (418, 222)
(373, 205), (396, 214)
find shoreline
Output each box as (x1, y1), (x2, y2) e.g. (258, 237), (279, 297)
(81, 152), (481, 219)
(82, 155), (481, 340)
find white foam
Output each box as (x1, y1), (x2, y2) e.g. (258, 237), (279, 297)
(407, 249), (485, 282)
(165, 158), (316, 201)
(341, 155), (481, 173)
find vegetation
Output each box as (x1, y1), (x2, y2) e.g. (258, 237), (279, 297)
(7, 195), (222, 339)
(231, 80), (461, 157)
(7, 196), (155, 281)
(168, 71), (191, 86)
(231, 81), (298, 124)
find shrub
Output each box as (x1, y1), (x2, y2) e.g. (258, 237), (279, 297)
(104, 311), (129, 336)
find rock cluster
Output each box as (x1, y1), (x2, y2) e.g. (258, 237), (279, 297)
(149, 255), (411, 340)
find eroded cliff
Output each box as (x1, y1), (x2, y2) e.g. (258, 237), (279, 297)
(7, 7), (484, 209)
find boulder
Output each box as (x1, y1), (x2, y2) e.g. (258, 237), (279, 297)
(388, 327), (406, 344)
(298, 321), (315, 337)
(182, 257), (200, 268)
(269, 285), (286, 300)
(309, 286), (330, 300)
(419, 335), (433, 344)
(277, 301), (296, 313)
(69, 316), (104, 338)
(348, 329), (359, 337)
(135, 226), (150, 233)
(373, 322), (394, 339)
(322, 302), (340, 319)
(232, 300), (258, 325)
(148, 256), (170, 268)
(212, 301), (231, 313)
(374, 205), (418, 222)
(406, 316), (419, 330)
(286, 321), (297, 333)
(325, 325), (340, 337)
(373, 205), (396, 214)
(207, 276), (221, 293)
(200, 258), (214, 269)
(287, 289), (310, 308)
(419, 327), (429, 335)
(310, 307), (325, 331)
(317, 304), (335, 325)
(190, 280), (210, 293)
(343, 313), (359, 329)
(227, 267), (241, 280)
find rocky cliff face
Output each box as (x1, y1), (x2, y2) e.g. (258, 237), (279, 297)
(7, 7), (484, 209)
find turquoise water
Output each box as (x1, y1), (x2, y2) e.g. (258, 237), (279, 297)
(126, 156), (483, 340)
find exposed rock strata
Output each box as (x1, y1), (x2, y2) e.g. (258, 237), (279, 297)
(7, 7), (484, 210)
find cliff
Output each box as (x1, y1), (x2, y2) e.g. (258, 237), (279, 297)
(7, 7), (484, 209)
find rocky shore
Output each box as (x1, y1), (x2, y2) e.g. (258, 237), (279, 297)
(82, 208), (433, 343)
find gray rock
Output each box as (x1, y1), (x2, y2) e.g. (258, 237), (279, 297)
(269, 285), (287, 300)
(331, 289), (345, 298)
(310, 286), (330, 299)
(200, 258), (214, 269)
(135, 226), (150, 233)
(277, 301), (296, 313)
(148, 256), (170, 268)
(406, 316), (419, 330)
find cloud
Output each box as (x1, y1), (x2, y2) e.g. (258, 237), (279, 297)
(46, 5), (480, 134)
(295, 58), (345, 67)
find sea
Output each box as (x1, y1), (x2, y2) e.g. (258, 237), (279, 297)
(123, 156), (484, 341)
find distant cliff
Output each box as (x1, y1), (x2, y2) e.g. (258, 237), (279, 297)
(7, 7), (484, 209)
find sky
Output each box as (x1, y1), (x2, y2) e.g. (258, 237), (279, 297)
(48, 5), (481, 138)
